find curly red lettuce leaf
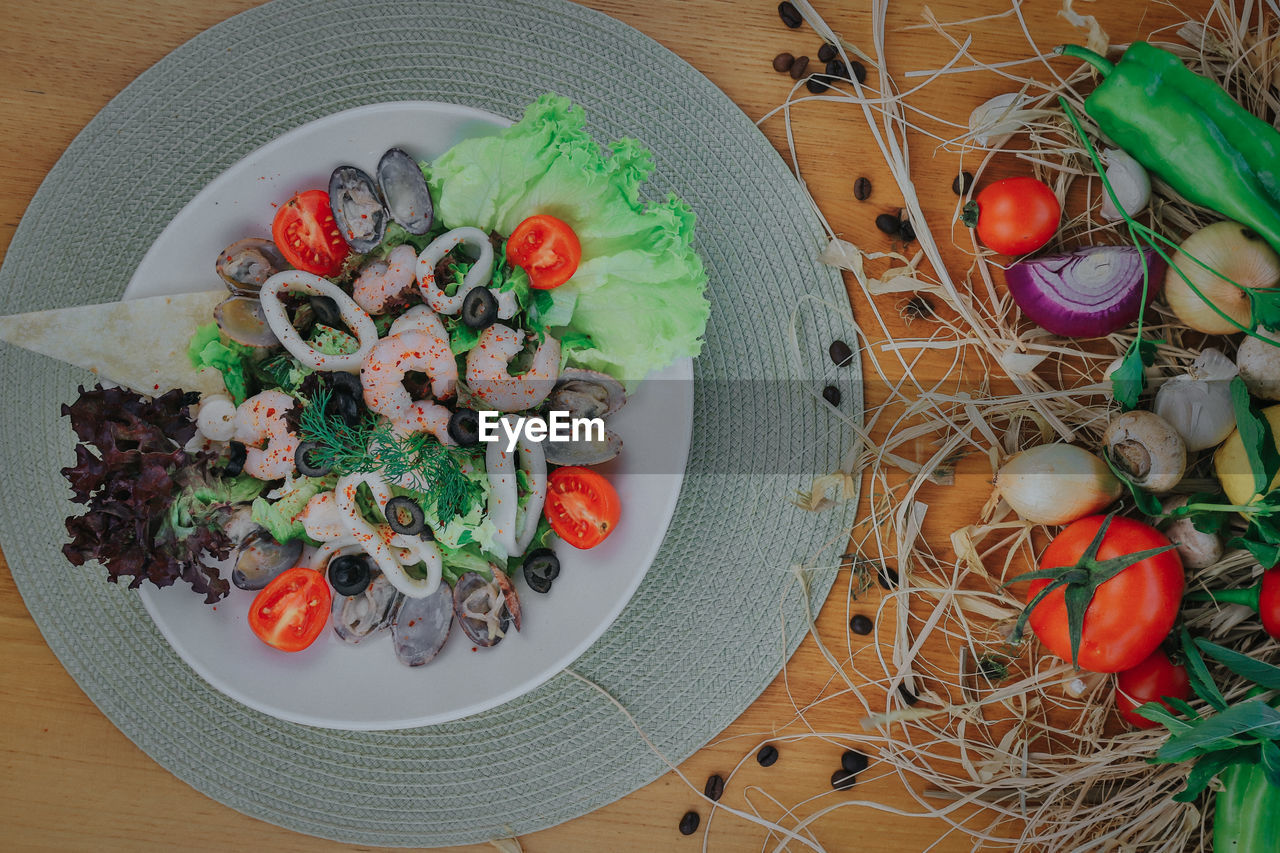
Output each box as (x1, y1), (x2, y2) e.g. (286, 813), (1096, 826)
(60, 385), (233, 603)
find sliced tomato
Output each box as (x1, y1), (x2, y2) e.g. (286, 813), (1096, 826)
(271, 189), (350, 277)
(248, 566), (331, 652)
(544, 466), (620, 549)
(506, 214), (582, 289)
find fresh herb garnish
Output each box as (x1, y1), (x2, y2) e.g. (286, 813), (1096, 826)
(297, 388), (477, 520)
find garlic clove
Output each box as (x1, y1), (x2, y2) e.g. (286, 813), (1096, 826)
(1236, 328), (1280, 401)
(1099, 149), (1151, 221)
(968, 93), (1035, 147)
(1155, 496), (1223, 570)
(1153, 350), (1238, 452)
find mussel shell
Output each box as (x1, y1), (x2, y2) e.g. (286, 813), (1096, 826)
(452, 570), (511, 647)
(329, 165), (387, 253)
(214, 295), (280, 348)
(391, 582), (454, 666)
(377, 147), (434, 235)
(332, 572), (402, 644)
(231, 529), (303, 590)
(216, 238), (288, 296)
(548, 369), (627, 419)
(543, 429), (623, 467)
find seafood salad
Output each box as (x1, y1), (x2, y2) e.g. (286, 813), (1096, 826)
(59, 95), (709, 667)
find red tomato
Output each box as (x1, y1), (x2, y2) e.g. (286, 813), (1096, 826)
(271, 189), (350, 277)
(544, 466), (620, 549)
(248, 567), (332, 652)
(1261, 568), (1280, 640)
(1114, 647), (1191, 729)
(506, 215), (582, 289)
(969, 177), (1060, 255)
(1027, 515), (1184, 673)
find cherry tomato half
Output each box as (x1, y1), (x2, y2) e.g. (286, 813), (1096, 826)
(271, 189), (350, 277)
(248, 566), (332, 652)
(1028, 515), (1184, 673)
(968, 176), (1060, 256)
(544, 466), (620, 549)
(1114, 647), (1191, 729)
(506, 214), (582, 289)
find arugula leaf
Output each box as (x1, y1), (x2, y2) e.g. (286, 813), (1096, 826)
(1111, 338), (1157, 411)
(1135, 700), (1196, 734)
(1181, 629), (1228, 712)
(1230, 535), (1280, 569)
(1195, 638), (1280, 689)
(1154, 700), (1280, 762)
(1231, 375), (1280, 496)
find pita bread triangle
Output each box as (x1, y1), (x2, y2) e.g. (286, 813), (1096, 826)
(0, 289), (229, 397)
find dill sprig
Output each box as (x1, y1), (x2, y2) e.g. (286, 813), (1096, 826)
(298, 388), (477, 520)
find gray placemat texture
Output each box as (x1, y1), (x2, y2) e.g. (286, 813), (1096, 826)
(0, 0), (861, 846)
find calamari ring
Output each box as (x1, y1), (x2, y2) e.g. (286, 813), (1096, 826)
(259, 269), (377, 371)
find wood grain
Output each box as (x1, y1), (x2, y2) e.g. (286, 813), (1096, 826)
(0, 0), (1207, 850)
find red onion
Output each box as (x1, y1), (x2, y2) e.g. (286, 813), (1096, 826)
(1005, 246), (1165, 337)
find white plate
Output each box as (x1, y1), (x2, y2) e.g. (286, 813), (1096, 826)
(131, 101), (692, 730)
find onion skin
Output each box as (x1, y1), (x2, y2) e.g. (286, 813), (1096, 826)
(996, 444), (1123, 525)
(1006, 246), (1165, 337)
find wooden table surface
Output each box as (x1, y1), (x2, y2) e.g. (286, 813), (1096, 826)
(0, 0), (1210, 850)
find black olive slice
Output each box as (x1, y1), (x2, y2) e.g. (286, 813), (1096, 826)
(385, 496), (426, 535)
(522, 548), (560, 594)
(328, 554), (373, 596)
(448, 408), (481, 446)
(461, 287), (498, 329)
(295, 440), (332, 477)
(224, 440), (247, 477)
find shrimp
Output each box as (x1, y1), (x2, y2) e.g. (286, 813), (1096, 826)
(352, 244), (418, 315)
(466, 323), (561, 412)
(334, 471), (443, 597)
(360, 325), (457, 442)
(259, 270), (377, 371)
(233, 390), (300, 480)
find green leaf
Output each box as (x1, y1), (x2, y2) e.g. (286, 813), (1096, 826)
(1196, 638), (1280, 690)
(1111, 338), (1157, 411)
(1250, 287), (1280, 333)
(1230, 375), (1280, 496)
(1230, 534), (1280, 569)
(1156, 701), (1280, 763)
(1165, 697), (1202, 721)
(1182, 629), (1229, 712)
(1135, 700), (1196, 734)
(1263, 740), (1280, 788)
(1171, 747), (1258, 802)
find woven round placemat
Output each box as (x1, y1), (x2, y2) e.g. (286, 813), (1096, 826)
(0, 0), (860, 846)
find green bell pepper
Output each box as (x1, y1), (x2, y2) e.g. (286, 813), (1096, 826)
(1061, 42), (1280, 255)
(1215, 760), (1280, 853)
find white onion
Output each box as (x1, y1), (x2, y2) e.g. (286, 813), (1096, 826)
(1163, 221), (1280, 334)
(995, 444), (1122, 525)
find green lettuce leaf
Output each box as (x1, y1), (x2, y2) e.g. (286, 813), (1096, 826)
(250, 475), (336, 544)
(187, 322), (256, 404)
(429, 94), (709, 383)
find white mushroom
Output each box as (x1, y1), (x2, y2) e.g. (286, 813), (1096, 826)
(1104, 410), (1187, 493)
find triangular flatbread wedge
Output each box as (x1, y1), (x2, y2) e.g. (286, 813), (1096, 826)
(0, 290), (228, 397)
